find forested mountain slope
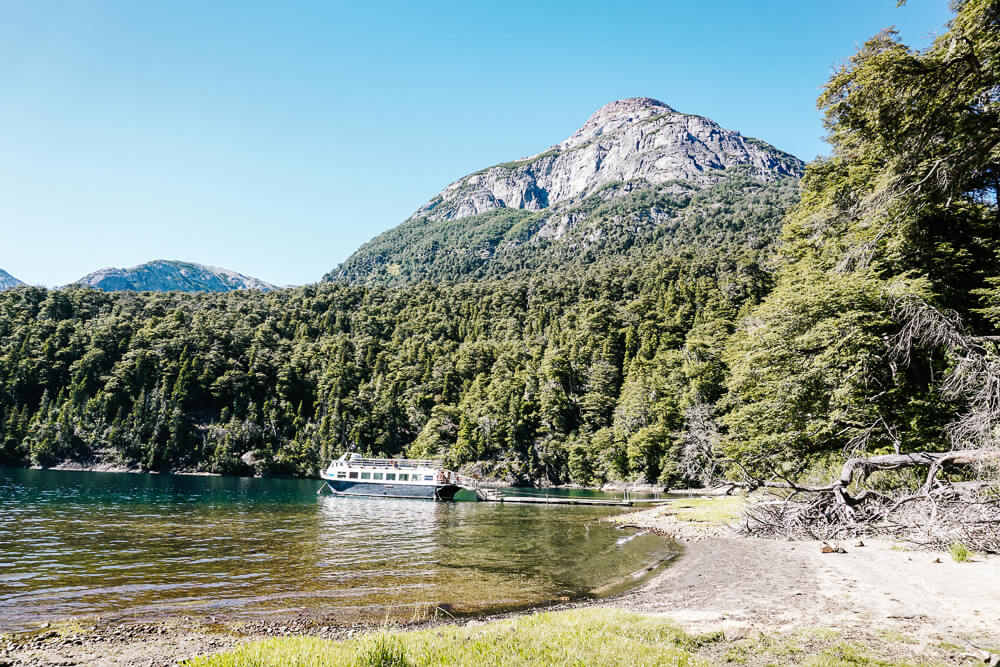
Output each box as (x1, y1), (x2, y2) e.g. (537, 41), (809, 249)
(0, 96), (808, 482)
(333, 172), (798, 284)
(328, 97), (802, 284)
(0, 245), (769, 483)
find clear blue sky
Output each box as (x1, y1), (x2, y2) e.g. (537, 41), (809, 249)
(0, 1), (953, 287)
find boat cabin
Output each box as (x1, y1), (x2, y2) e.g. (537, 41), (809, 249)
(321, 453), (467, 500)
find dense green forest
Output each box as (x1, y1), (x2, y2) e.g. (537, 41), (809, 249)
(0, 215), (783, 484)
(2, 0), (997, 493)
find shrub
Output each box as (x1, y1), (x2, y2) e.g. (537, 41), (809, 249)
(948, 542), (971, 562)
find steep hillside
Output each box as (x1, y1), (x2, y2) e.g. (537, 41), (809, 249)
(328, 97), (803, 284)
(0, 269), (24, 291)
(75, 260), (276, 293)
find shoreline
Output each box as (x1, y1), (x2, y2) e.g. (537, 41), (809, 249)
(23, 462), (221, 477)
(10, 463), (686, 492)
(7, 536), (1000, 667)
(7, 497), (1000, 666)
(0, 595), (617, 666)
(8, 534), (1000, 666)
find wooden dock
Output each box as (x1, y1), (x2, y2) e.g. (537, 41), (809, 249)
(473, 487), (670, 506)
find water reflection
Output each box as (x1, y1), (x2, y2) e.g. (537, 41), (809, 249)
(0, 468), (673, 631)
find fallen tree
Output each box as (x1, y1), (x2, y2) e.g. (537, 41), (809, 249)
(738, 449), (1000, 553)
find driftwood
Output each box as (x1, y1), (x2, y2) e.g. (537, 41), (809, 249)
(740, 449), (1000, 553)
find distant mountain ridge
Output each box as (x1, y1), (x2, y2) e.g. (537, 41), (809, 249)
(75, 260), (276, 293)
(0, 269), (24, 291)
(328, 97), (804, 284)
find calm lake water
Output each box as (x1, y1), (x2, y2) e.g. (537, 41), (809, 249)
(0, 468), (672, 632)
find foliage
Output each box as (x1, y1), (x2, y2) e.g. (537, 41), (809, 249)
(184, 609), (951, 667)
(948, 541), (971, 563)
(724, 0), (1000, 479)
(0, 229), (779, 483)
(6, 2), (996, 510)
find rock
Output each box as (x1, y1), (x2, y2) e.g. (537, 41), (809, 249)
(933, 557), (942, 563)
(407, 98), (803, 224)
(721, 621), (752, 640)
(332, 97), (805, 284)
(854, 540), (865, 547)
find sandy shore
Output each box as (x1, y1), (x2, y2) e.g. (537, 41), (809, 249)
(611, 536), (1000, 645)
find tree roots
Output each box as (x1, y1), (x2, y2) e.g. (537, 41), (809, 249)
(740, 449), (1000, 553)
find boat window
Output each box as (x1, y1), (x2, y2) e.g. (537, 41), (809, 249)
(348, 472), (358, 479)
(424, 475), (434, 481)
(385, 473), (396, 481)
(373, 473), (383, 480)
(336, 472), (347, 479)
(398, 474), (408, 481)
(361, 472), (371, 480)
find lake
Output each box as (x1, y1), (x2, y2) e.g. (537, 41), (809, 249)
(0, 468), (673, 632)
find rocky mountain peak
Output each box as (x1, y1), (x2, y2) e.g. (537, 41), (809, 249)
(559, 97), (675, 150)
(594, 96), (673, 116)
(409, 97), (803, 223)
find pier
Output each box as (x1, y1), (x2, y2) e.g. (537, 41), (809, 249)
(473, 487), (670, 506)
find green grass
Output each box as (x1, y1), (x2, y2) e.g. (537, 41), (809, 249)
(666, 496), (746, 525)
(184, 608), (710, 667)
(876, 629), (916, 645)
(356, 632), (410, 667)
(186, 608), (950, 667)
(716, 629), (944, 666)
(948, 542), (971, 562)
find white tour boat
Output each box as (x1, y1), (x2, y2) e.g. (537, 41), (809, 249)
(320, 453), (475, 500)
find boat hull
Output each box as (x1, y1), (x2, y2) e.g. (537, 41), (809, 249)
(323, 479), (462, 501)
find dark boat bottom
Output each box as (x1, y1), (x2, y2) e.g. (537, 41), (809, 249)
(324, 480), (464, 501)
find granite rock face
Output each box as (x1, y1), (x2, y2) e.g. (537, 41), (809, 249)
(75, 260), (276, 293)
(410, 97), (803, 222)
(0, 269), (24, 291)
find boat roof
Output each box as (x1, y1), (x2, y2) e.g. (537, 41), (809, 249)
(333, 453), (444, 469)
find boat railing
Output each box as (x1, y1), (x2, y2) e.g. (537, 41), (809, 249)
(454, 474), (479, 490)
(339, 457), (445, 469)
